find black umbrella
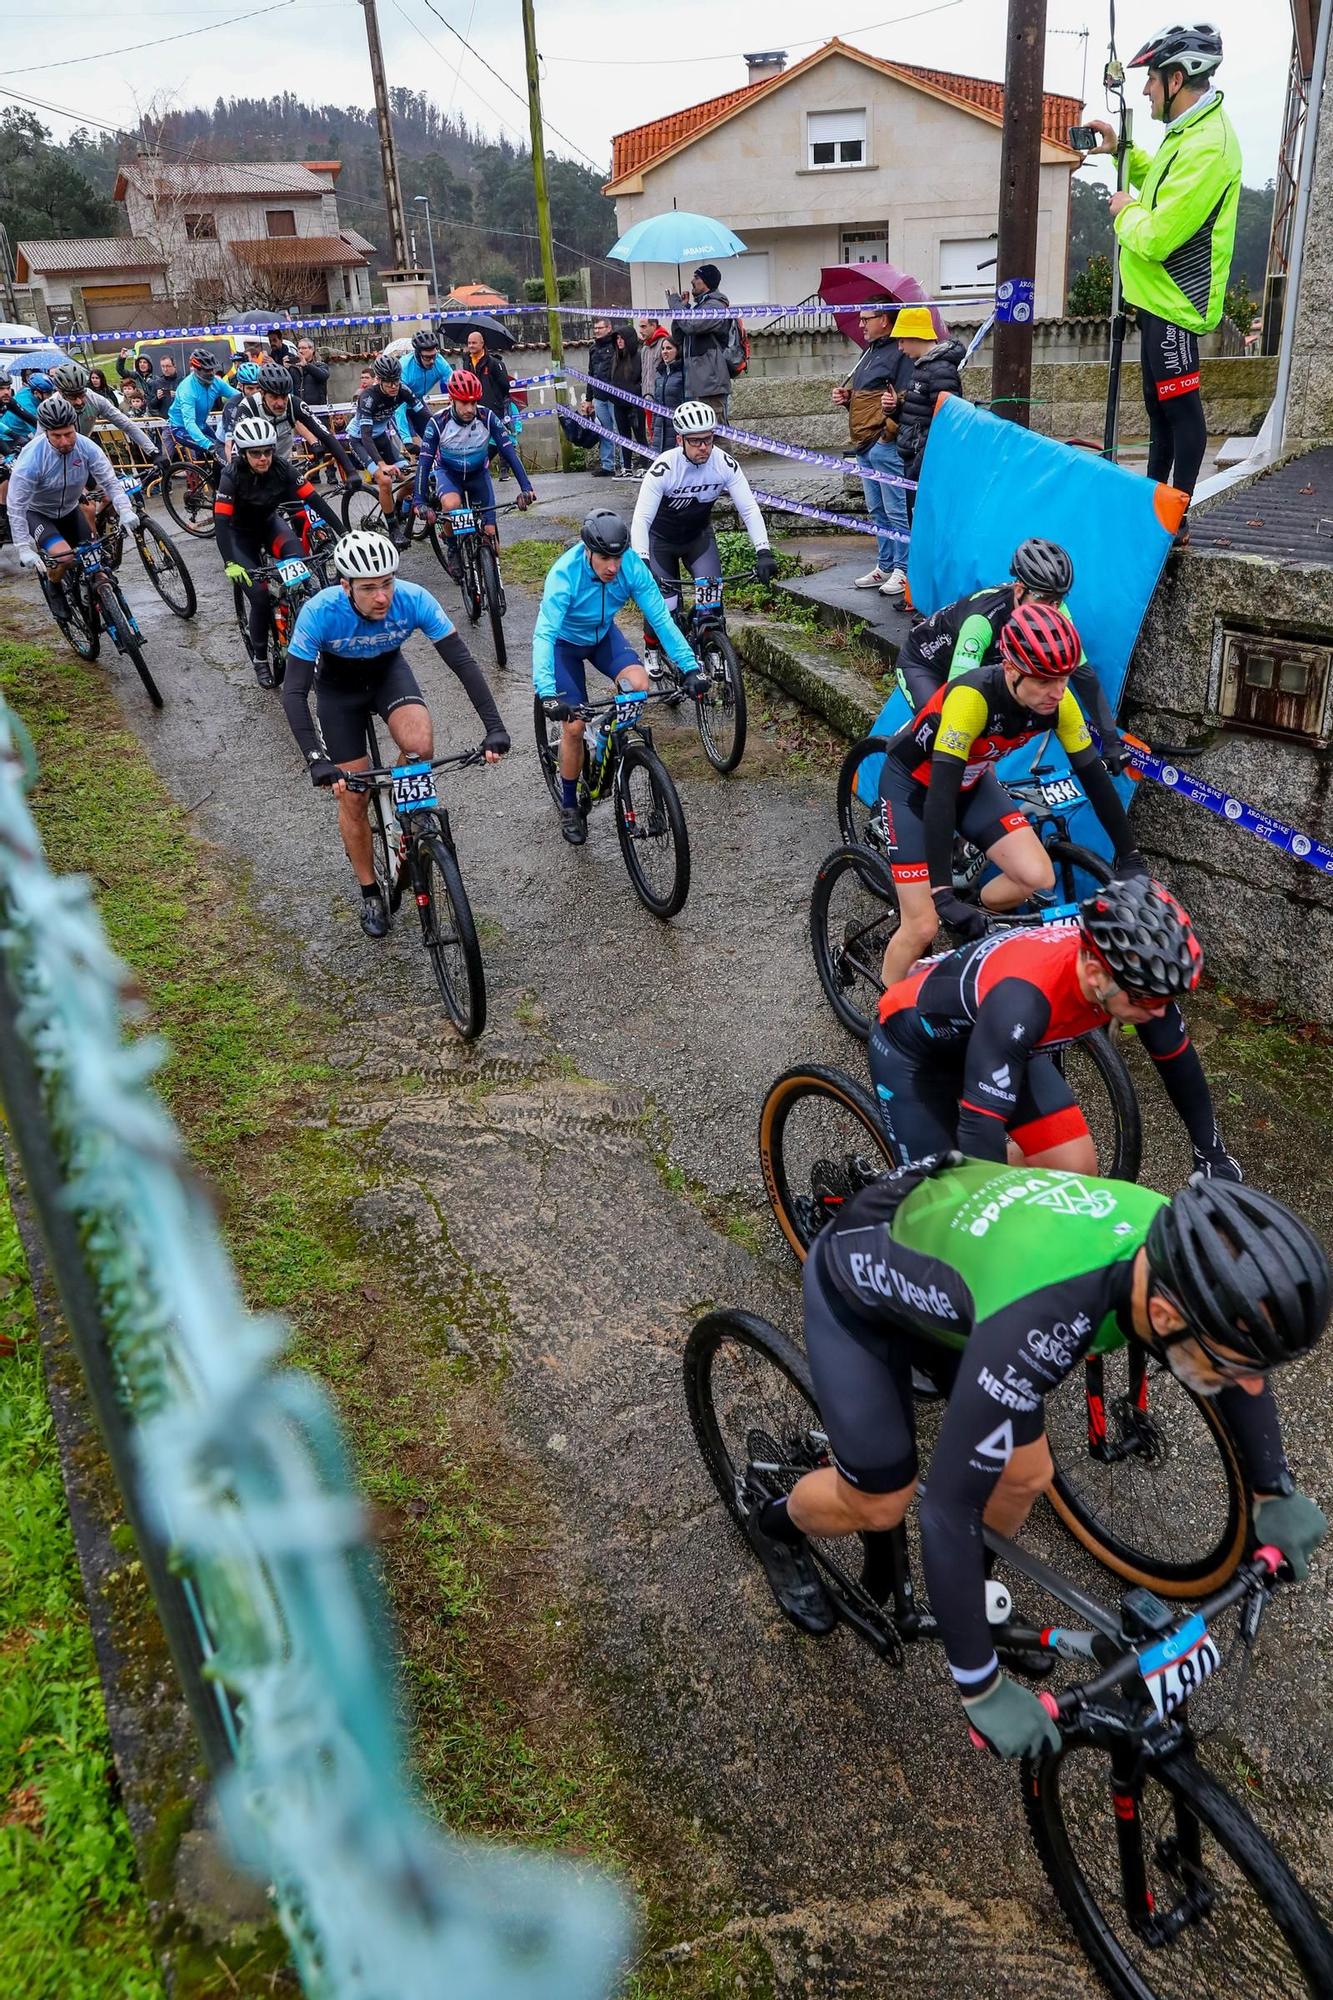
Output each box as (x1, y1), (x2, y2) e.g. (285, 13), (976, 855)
(435, 310), (516, 352)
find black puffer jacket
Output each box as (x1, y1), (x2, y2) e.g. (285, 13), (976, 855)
(587, 327), (618, 392)
(896, 338), (967, 476)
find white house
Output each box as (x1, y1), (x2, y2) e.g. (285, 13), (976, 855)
(606, 41), (1082, 317)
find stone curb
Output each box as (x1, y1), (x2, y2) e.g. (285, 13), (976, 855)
(730, 615), (882, 740)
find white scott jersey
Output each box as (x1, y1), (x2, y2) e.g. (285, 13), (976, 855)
(630, 444), (769, 553)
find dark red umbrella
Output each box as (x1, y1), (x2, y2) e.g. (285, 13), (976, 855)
(818, 262), (948, 346)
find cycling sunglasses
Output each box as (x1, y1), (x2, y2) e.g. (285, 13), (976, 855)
(1150, 1286), (1271, 1380)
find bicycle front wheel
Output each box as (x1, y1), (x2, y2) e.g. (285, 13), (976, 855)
(836, 734), (893, 852)
(809, 845), (899, 1042)
(369, 789), (403, 914)
(161, 461), (216, 538)
(416, 831), (485, 1039)
(340, 483), (385, 533)
(693, 632), (747, 774)
(1024, 1740), (1333, 2000)
(1049, 1028), (1142, 1182)
(614, 741), (690, 918)
(459, 540), (484, 624)
(758, 1064), (896, 1263)
(42, 572), (99, 661)
(135, 520), (196, 618)
(99, 580), (162, 708)
(480, 542), (507, 666)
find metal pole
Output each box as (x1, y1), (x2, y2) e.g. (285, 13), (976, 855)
(520, 0), (572, 469)
(991, 0), (1048, 427)
(1273, 0), (1332, 447)
(359, 0), (411, 271)
(415, 195), (441, 308)
(1102, 93), (1131, 459)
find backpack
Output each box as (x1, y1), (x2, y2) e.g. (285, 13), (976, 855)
(724, 315), (750, 378)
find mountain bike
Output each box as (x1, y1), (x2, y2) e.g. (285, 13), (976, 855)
(426, 498), (515, 668)
(339, 456), (424, 549)
(684, 1306), (1333, 2000)
(36, 535), (163, 707)
(343, 718), (488, 1039)
(646, 572), (748, 774)
(160, 444), (219, 539)
(813, 741), (1121, 1042)
(534, 687), (690, 919)
(88, 472), (197, 620)
(231, 550), (330, 687)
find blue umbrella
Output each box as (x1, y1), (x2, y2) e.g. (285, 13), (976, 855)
(608, 211), (747, 265)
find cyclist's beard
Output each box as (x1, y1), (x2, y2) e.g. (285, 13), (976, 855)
(1161, 1343), (1225, 1399)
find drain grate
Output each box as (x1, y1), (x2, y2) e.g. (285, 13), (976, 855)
(1188, 446), (1333, 564)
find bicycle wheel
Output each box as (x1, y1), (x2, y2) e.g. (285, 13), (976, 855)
(340, 483), (384, 533)
(134, 519), (196, 618)
(1045, 1351), (1247, 1595)
(613, 741), (690, 919)
(1049, 1029), (1142, 1182)
(683, 1309), (879, 1635)
(1047, 837), (1115, 901)
(369, 789), (404, 914)
(1024, 1740), (1333, 2000)
(836, 734), (893, 852)
(693, 632), (747, 774)
(42, 572), (99, 661)
(161, 461), (216, 539)
(758, 1064), (896, 1263)
(98, 580), (162, 708)
(460, 540), (484, 624)
(480, 541), (507, 666)
(416, 830), (486, 1039)
(809, 845), (900, 1042)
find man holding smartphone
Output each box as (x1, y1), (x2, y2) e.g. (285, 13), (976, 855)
(1083, 22), (1239, 526)
(832, 302), (914, 597)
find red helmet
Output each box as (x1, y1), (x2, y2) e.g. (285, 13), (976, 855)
(449, 370), (483, 401)
(999, 599), (1081, 678)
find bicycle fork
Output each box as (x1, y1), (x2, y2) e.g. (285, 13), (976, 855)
(1109, 1741), (1213, 1946)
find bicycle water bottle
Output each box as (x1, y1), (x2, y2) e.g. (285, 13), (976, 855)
(590, 722), (609, 776)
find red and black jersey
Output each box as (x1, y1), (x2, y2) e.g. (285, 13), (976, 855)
(213, 457), (327, 568)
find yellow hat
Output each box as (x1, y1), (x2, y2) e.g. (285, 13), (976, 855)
(890, 306), (937, 340)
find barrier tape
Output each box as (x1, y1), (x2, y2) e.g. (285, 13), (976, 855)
(1124, 735), (1333, 877)
(561, 365), (917, 493)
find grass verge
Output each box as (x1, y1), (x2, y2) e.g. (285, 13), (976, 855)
(0, 637), (766, 1994)
(0, 1165), (163, 2000)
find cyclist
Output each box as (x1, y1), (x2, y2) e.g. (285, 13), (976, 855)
(225, 359), (352, 477)
(895, 538), (1123, 765)
(0, 376), (38, 515)
(869, 874), (1242, 1179)
(168, 349), (239, 464)
(14, 371), (55, 424)
(399, 327), (453, 437)
(750, 1152), (1328, 1760)
(47, 359), (161, 473)
(875, 599), (1144, 986)
(7, 393), (140, 583)
(281, 529), (509, 938)
(214, 413), (342, 688)
(628, 399), (778, 651)
(413, 369), (534, 573)
(533, 509), (703, 846)
(347, 354), (424, 523)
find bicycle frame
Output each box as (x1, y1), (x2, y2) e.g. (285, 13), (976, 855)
(574, 688), (659, 810)
(344, 743), (484, 890)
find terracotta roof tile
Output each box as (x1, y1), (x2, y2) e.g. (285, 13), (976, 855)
(16, 236), (166, 280)
(230, 235), (367, 268)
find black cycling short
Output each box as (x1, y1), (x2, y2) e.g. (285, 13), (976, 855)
(646, 524), (719, 608)
(802, 1235), (961, 1494)
(866, 1017), (1085, 1165)
(28, 506), (91, 552)
(315, 648), (424, 763)
(346, 429), (405, 471)
(876, 754), (1027, 888)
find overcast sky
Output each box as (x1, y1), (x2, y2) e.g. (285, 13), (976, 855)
(15, 0), (1292, 197)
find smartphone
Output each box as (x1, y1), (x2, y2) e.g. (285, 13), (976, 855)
(1068, 124), (1101, 153)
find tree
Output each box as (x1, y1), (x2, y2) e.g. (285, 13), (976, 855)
(1067, 253), (1113, 317)
(1068, 179), (1113, 274)
(0, 108), (115, 246)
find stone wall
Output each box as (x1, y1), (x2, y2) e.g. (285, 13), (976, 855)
(1283, 25), (1332, 447)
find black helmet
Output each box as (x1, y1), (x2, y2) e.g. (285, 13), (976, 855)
(1078, 876), (1202, 999)
(372, 353), (401, 382)
(257, 361), (291, 395)
(1129, 21), (1223, 78)
(1147, 1182), (1330, 1368)
(580, 509), (630, 557)
(188, 348), (216, 372)
(411, 327), (439, 353)
(37, 393), (78, 429)
(1011, 537), (1073, 597)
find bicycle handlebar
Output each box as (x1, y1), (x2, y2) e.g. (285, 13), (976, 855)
(338, 745), (490, 790)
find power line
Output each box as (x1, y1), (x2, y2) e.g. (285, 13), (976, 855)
(387, 0), (528, 152)
(411, 0), (604, 170)
(0, 1), (299, 79)
(544, 0), (965, 67)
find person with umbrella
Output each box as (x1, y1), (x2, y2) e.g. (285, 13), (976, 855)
(832, 301), (914, 597)
(671, 265), (734, 423)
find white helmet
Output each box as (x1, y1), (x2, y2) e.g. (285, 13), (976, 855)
(673, 400), (717, 437)
(233, 413), (278, 451)
(333, 528), (400, 580)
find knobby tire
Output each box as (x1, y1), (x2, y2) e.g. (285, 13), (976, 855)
(614, 740), (690, 919)
(417, 830), (485, 1040)
(758, 1064), (896, 1263)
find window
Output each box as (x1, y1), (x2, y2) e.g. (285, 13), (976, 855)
(184, 211), (217, 240)
(808, 110), (866, 170)
(939, 236), (997, 292)
(841, 227), (887, 264)
(266, 209), (297, 238)
(1218, 627), (1332, 742)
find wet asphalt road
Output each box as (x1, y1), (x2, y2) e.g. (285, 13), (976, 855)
(8, 476), (1333, 1995)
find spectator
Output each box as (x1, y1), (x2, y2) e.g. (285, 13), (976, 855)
(611, 325), (645, 457)
(833, 302), (914, 597)
(289, 336), (329, 408)
(464, 329), (511, 424)
(150, 354), (180, 422)
(637, 316), (668, 404)
(268, 324), (297, 366)
(581, 316), (619, 477)
(232, 335), (267, 382)
(671, 263), (732, 422)
(119, 378), (149, 419)
(115, 345), (138, 382)
(651, 337), (686, 450)
(890, 306), (966, 507)
(87, 366), (112, 397)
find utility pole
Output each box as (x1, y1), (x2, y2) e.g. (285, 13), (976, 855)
(414, 195), (442, 308)
(520, 0), (572, 468)
(359, 0), (411, 272)
(991, 0), (1048, 427)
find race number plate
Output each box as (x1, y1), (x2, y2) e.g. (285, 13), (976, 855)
(451, 507), (476, 535)
(1040, 776), (1083, 808)
(694, 577), (723, 610)
(1138, 1613), (1221, 1719)
(121, 478), (142, 497)
(75, 543), (102, 572)
(277, 557), (312, 587)
(391, 761), (438, 813)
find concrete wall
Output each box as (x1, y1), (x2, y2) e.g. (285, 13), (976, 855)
(613, 53), (1072, 317)
(1121, 520), (1333, 1021)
